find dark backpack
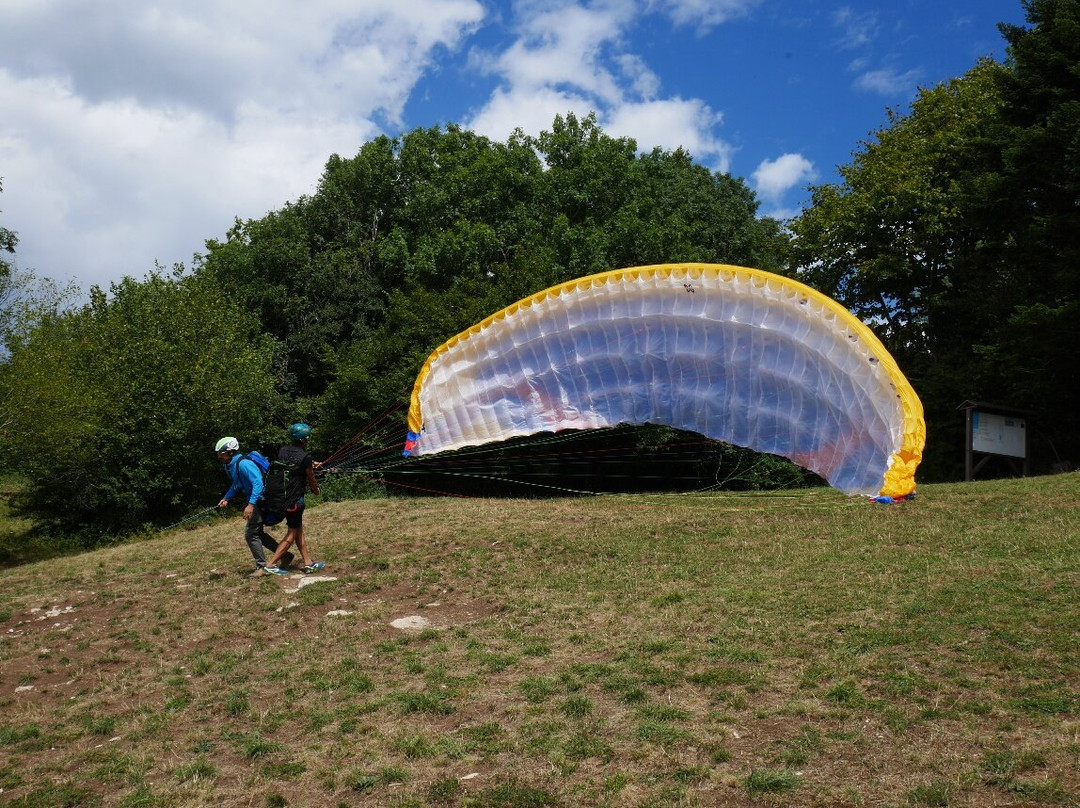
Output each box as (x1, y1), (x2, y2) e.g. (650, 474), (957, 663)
(261, 457), (305, 515)
(236, 450), (295, 516)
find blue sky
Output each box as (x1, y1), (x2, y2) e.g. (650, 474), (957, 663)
(0, 0), (1027, 292)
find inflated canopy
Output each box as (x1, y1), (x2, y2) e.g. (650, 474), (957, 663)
(404, 263), (925, 498)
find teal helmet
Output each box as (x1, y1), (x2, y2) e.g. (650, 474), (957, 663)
(288, 423), (312, 441)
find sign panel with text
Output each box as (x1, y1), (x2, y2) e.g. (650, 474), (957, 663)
(971, 411), (1026, 458)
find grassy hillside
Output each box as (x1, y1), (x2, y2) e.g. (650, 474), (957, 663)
(1, 474), (1078, 807)
(0, 475), (37, 568)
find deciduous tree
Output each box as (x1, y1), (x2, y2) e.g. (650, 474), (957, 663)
(789, 0), (1080, 478)
(4, 268), (282, 536)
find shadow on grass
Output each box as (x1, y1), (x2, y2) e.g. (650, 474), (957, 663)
(0, 524), (88, 569)
(0, 476), (86, 568)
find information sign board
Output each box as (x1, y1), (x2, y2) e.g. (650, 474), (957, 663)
(971, 411), (1026, 459)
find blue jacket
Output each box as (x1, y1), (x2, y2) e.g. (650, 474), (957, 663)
(222, 454), (264, 506)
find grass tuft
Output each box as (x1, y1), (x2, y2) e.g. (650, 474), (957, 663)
(746, 767), (800, 794)
(0, 475), (1077, 807)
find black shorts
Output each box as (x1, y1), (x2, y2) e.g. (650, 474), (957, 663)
(284, 501), (305, 529)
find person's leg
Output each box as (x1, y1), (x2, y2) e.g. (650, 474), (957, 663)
(295, 529), (311, 566)
(269, 507), (304, 569)
(292, 508), (312, 566)
(266, 532), (296, 568)
(300, 532), (324, 573)
(293, 507), (323, 573)
(261, 527), (279, 554)
(244, 508), (269, 568)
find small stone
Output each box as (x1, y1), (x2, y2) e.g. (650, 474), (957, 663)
(390, 615), (431, 630)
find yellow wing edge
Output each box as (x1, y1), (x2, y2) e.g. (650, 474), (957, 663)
(406, 263), (925, 499)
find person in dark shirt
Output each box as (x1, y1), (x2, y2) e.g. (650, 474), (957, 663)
(265, 423), (324, 574)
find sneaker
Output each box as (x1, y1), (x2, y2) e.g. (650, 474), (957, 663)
(302, 561), (325, 574)
(266, 566), (289, 576)
(281, 552), (296, 569)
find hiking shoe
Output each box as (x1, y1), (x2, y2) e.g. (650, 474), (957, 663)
(249, 567), (269, 578)
(281, 552), (296, 569)
(266, 566), (289, 576)
(302, 561), (325, 574)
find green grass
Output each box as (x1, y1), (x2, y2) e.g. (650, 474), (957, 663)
(0, 475), (48, 568)
(0, 473), (1078, 806)
(746, 767), (801, 795)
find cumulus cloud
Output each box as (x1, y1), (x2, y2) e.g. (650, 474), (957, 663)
(467, 0), (736, 169)
(0, 0), (485, 287)
(0, 67), (371, 284)
(466, 85), (595, 143)
(0, 0), (485, 126)
(614, 53), (662, 100)
(484, 2), (636, 105)
(605, 98), (731, 172)
(752, 153), (815, 201)
(0, 0), (813, 289)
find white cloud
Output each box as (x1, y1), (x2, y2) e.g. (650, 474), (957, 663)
(468, 1), (735, 171)
(652, 0), (761, 31)
(614, 53), (661, 100)
(1, 0), (486, 126)
(853, 67), (922, 96)
(466, 85), (595, 142)
(831, 7), (879, 49)
(1, 0), (823, 290)
(0, 69), (367, 285)
(830, 7), (921, 100)
(752, 153), (815, 201)
(759, 204), (803, 221)
(0, 0), (486, 288)
(605, 98), (731, 172)
(488, 2), (635, 105)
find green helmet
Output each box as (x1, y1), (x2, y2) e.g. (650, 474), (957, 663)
(215, 436), (239, 453)
(289, 423), (312, 441)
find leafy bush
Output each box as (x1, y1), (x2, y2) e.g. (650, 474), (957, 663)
(3, 268), (283, 538)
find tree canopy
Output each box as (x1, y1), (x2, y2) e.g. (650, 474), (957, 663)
(3, 269), (282, 537)
(200, 113), (783, 449)
(787, 0), (1080, 479)
(3, 0), (1079, 541)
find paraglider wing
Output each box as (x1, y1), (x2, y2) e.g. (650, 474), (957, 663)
(404, 263), (925, 498)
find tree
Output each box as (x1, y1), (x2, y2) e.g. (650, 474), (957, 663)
(0, 178), (20, 442)
(309, 115), (786, 447)
(789, 61), (1019, 480)
(988, 0), (1080, 466)
(4, 268), (283, 537)
(0, 178), (20, 340)
(0, 182), (80, 463)
(788, 0), (1080, 479)
(996, 0), (1080, 286)
(533, 114), (782, 274)
(200, 125), (547, 403)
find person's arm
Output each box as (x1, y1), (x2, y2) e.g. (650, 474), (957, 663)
(218, 463), (239, 508)
(306, 464), (321, 496)
(236, 458), (264, 519)
(238, 458), (265, 505)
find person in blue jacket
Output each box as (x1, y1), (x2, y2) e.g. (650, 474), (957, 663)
(215, 436), (292, 576)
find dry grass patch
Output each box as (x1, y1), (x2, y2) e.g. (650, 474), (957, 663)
(0, 475), (1078, 806)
